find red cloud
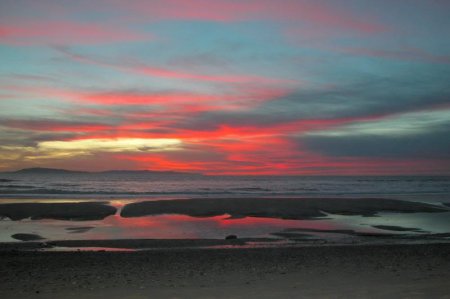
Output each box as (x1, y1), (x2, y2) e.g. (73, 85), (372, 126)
(82, 92), (217, 106)
(116, 140), (448, 175)
(3, 112), (448, 175)
(79, 87), (291, 114)
(85, 116), (386, 174)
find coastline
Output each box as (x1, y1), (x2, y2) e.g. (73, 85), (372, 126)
(1, 243), (449, 298)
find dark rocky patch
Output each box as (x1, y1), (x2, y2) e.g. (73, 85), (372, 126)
(0, 202), (116, 221)
(121, 198), (447, 220)
(372, 225), (425, 232)
(11, 233), (45, 241)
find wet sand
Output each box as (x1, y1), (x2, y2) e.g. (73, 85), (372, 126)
(0, 202), (116, 221)
(121, 197), (447, 219)
(1, 243), (449, 298)
(0, 238), (278, 251)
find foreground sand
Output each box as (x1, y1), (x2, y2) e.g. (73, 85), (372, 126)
(1, 243), (449, 299)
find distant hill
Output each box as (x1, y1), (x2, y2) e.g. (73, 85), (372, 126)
(2, 167), (202, 176)
(11, 167), (86, 175)
(98, 170), (200, 176)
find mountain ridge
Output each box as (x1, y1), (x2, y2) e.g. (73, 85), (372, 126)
(2, 167), (203, 176)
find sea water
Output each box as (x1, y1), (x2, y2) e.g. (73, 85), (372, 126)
(1, 173), (449, 200)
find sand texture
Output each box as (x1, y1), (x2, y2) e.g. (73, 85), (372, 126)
(121, 197), (448, 219)
(1, 243), (449, 298)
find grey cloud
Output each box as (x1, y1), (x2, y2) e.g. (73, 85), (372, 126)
(174, 73), (450, 131)
(0, 128), (79, 147)
(300, 124), (450, 159)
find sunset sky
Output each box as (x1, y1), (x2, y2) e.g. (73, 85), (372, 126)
(0, 0), (449, 175)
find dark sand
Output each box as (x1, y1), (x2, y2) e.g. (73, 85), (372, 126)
(1, 243), (449, 298)
(0, 238), (278, 251)
(121, 197), (448, 220)
(0, 202), (116, 221)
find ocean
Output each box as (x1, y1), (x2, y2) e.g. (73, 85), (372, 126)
(1, 173), (450, 199)
(1, 174), (449, 250)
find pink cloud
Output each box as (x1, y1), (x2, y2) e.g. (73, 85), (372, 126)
(55, 47), (297, 86)
(111, 0), (386, 34)
(0, 20), (147, 45)
(0, 119), (113, 133)
(78, 85), (291, 116)
(0, 82), (292, 118)
(134, 65), (294, 85)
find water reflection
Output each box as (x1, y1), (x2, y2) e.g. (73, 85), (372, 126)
(91, 214), (348, 240)
(0, 213), (346, 242)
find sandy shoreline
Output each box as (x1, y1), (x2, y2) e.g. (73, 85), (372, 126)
(1, 243), (449, 298)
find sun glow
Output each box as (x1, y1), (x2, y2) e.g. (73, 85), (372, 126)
(38, 138), (182, 153)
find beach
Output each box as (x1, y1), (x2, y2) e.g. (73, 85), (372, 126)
(1, 243), (449, 298)
(1, 176), (450, 298)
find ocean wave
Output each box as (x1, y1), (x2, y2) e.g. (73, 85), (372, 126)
(1, 188), (449, 199)
(229, 187), (272, 192)
(0, 176), (449, 200)
(0, 188), (237, 196)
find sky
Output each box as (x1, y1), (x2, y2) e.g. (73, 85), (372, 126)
(0, 0), (449, 175)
